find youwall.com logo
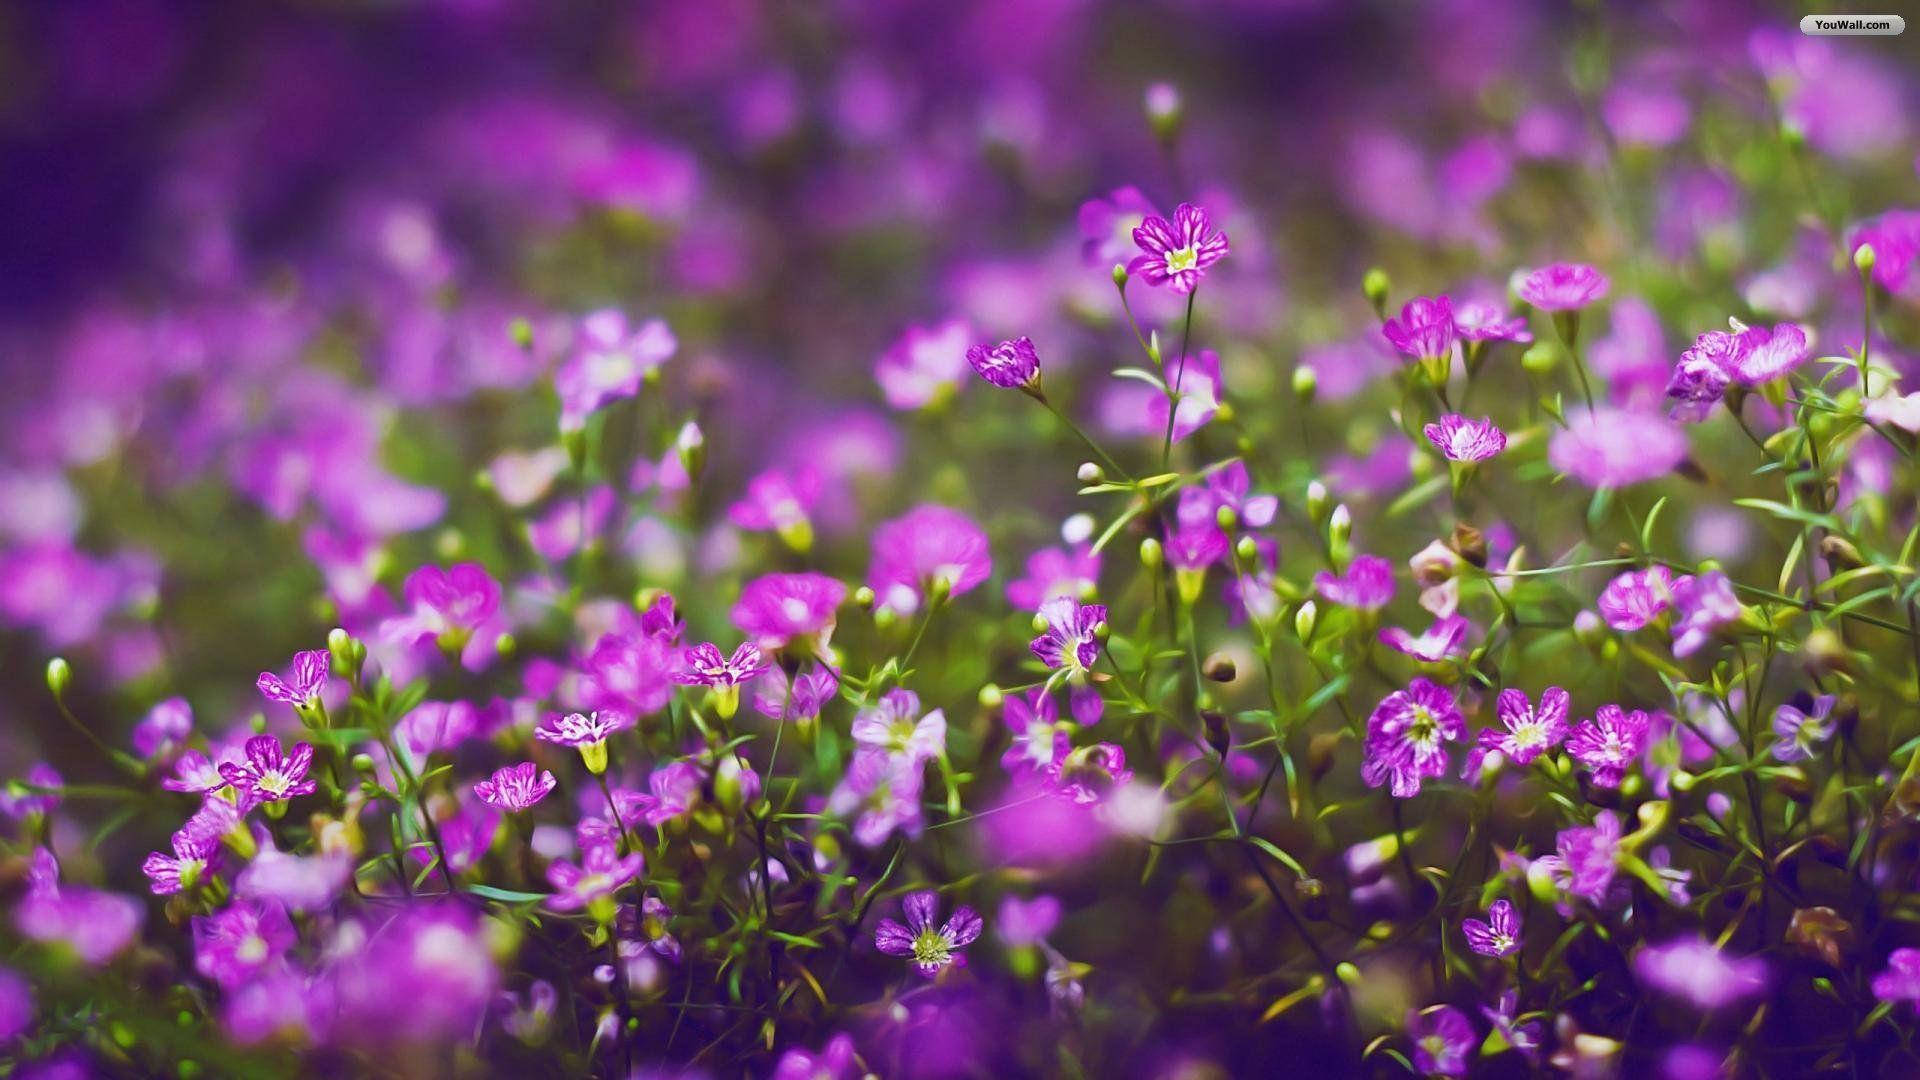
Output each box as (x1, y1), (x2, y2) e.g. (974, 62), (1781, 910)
(1800, 13), (1906, 35)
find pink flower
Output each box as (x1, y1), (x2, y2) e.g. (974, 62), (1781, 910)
(1453, 301), (1532, 343)
(1726, 322), (1810, 385)
(1636, 937), (1769, 1009)
(534, 710), (634, 751)
(473, 762), (558, 812)
(614, 761), (704, 829)
(1670, 570), (1739, 657)
(867, 505), (992, 616)
(1314, 555), (1395, 611)
(826, 750), (924, 847)
(1566, 704), (1654, 788)
(727, 467), (822, 544)
(1030, 597), (1106, 675)
(1598, 565), (1676, 632)
(580, 628), (679, 717)
(876, 320), (972, 410)
(1873, 948), (1920, 1007)
(673, 642), (770, 688)
(1128, 202), (1229, 294)
(546, 844), (645, 913)
(731, 572), (847, 649)
(217, 735), (318, 810)
(1548, 406), (1688, 488)
(1423, 414), (1507, 462)
(1378, 615), (1471, 662)
(1383, 296), (1458, 362)
(965, 336), (1041, 390)
(850, 688), (946, 766)
(1361, 678), (1465, 797)
(380, 563), (503, 657)
(1005, 544), (1100, 611)
(256, 649), (329, 708)
(1473, 687), (1570, 770)
(1518, 263), (1609, 311)
(1044, 743), (1133, 804)
(1462, 899), (1522, 957)
(554, 310), (676, 432)
(874, 891), (983, 976)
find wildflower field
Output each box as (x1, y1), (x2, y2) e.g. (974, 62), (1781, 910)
(4, 2), (1920, 1077)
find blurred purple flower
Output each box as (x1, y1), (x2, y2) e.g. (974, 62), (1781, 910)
(1772, 695), (1838, 762)
(1005, 544), (1100, 611)
(555, 310), (675, 433)
(1518, 263), (1608, 311)
(1549, 406), (1688, 488)
(1382, 296), (1457, 363)
(1671, 571), (1739, 657)
(876, 320), (971, 410)
(1314, 555), (1395, 611)
(1408, 1005), (1475, 1077)
(1635, 937), (1768, 1009)
(546, 844), (645, 914)
(1378, 615), (1470, 662)
(731, 572), (847, 650)
(851, 688), (946, 766)
(1598, 565), (1675, 631)
(193, 899), (295, 990)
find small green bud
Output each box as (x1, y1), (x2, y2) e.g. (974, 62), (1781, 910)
(1328, 504), (1351, 546)
(675, 420), (705, 481)
(45, 657), (71, 701)
(1521, 342), (1560, 374)
(1335, 961), (1362, 987)
(250, 713), (268, 734)
(495, 633), (517, 659)
(1139, 537), (1164, 570)
(1855, 243), (1878, 275)
(1111, 263), (1129, 288)
(351, 753), (375, 773)
(1291, 364), (1317, 403)
(1305, 480), (1329, 521)
(1031, 612), (1050, 635)
(1077, 462), (1105, 485)
(1215, 504), (1238, 531)
(1362, 268), (1391, 315)
(852, 585), (876, 610)
(1234, 535), (1258, 564)
(977, 683), (1004, 709)
(1144, 82), (1182, 139)
(1293, 600), (1318, 641)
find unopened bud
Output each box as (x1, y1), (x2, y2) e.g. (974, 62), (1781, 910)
(1521, 342), (1560, 374)
(1855, 243), (1878, 275)
(1077, 462), (1105, 485)
(1293, 600), (1318, 641)
(1111, 263), (1129, 289)
(852, 586), (876, 610)
(45, 657), (71, 701)
(1362, 268), (1391, 316)
(977, 683), (1004, 709)
(1291, 365), (1317, 403)
(1305, 481), (1329, 521)
(1215, 505), (1237, 531)
(351, 753), (375, 773)
(1234, 535), (1258, 564)
(495, 633), (517, 659)
(1139, 537), (1164, 570)
(1328, 504), (1351, 545)
(674, 421), (705, 481)
(1144, 82), (1182, 139)
(509, 317), (534, 350)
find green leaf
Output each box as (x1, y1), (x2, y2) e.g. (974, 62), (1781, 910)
(465, 883), (549, 904)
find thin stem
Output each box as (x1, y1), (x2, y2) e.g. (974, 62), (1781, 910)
(1161, 290), (1198, 466)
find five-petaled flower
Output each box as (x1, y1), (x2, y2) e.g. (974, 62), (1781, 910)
(674, 641), (771, 718)
(1566, 705), (1653, 789)
(1424, 414), (1507, 462)
(850, 688), (947, 766)
(874, 891), (983, 976)
(1471, 687), (1570, 776)
(1030, 597), (1106, 675)
(1128, 203), (1228, 294)
(218, 735), (318, 810)
(1462, 898), (1523, 957)
(1518, 262), (1609, 311)
(535, 711), (635, 775)
(473, 762), (558, 812)
(1362, 678), (1465, 798)
(546, 843), (646, 919)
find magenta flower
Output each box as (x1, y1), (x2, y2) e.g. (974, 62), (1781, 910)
(1163, 520), (1229, 571)
(554, 310), (676, 432)
(1462, 899), (1522, 957)
(826, 750), (925, 847)
(1474, 686), (1570, 769)
(1453, 301), (1532, 343)
(1361, 678), (1465, 797)
(867, 505), (992, 615)
(1180, 461), (1279, 531)
(874, 891), (984, 976)
(1079, 185), (1160, 266)
(580, 628), (679, 718)
(1044, 742), (1134, 804)
(1727, 322), (1810, 385)
(751, 664), (839, 723)
(1548, 406), (1689, 488)
(1382, 296), (1458, 363)
(1481, 990), (1542, 1065)
(1566, 704), (1654, 788)
(535, 710), (633, 750)
(1408, 1004), (1475, 1077)
(1670, 570), (1739, 657)
(1598, 565), (1676, 632)
(1664, 344), (1733, 421)
(546, 844), (646, 914)
(615, 761), (705, 829)
(473, 762), (558, 812)
(1518, 263), (1609, 311)
(1538, 810), (1623, 905)
(731, 572), (847, 649)
(256, 649), (330, 708)
(1772, 695), (1838, 762)
(965, 336), (1041, 390)
(141, 822), (223, 895)
(1314, 555), (1395, 611)
(1128, 202), (1228, 294)
(0, 763), (62, 819)
(217, 735), (318, 809)
(997, 894), (1062, 948)
(1378, 614), (1471, 662)
(1423, 414), (1507, 462)
(876, 319), (971, 410)
(674, 642), (770, 688)
(382, 562), (503, 653)
(1635, 937), (1769, 1009)
(727, 467), (822, 547)
(133, 697), (193, 760)
(774, 1034), (859, 1080)
(1001, 690), (1070, 776)
(193, 899), (295, 990)
(850, 688), (947, 766)
(1030, 597), (1107, 675)
(1873, 949), (1920, 1008)
(1005, 544), (1101, 611)
(618, 895), (683, 971)
(14, 849), (142, 966)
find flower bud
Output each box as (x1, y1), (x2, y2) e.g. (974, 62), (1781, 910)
(1293, 600), (1318, 642)
(351, 753), (375, 773)
(1111, 263), (1129, 289)
(1138, 537), (1163, 570)
(1144, 82), (1182, 139)
(1305, 480), (1329, 521)
(1335, 962), (1362, 988)
(45, 657), (71, 702)
(1233, 535), (1258, 564)
(1855, 243), (1878, 275)
(495, 633), (517, 659)
(509, 317), (534, 350)
(1291, 365), (1317, 404)
(977, 683), (1004, 709)
(1361, 267), (1391, 316)
(1215, 505), (1238, 531)
(674, 421), (705, 481)
(1327, 504), (1351, 547)
(1077, 462), (1105, 485)
(1521, 342), (1560, 374)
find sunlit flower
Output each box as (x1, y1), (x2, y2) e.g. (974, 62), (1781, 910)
(1423, 414), (1507, 462)
(1030, 597), (1106, 675)
(217, 735), (318, 810)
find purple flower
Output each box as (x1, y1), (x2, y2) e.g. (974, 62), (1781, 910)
(876, 319), (971, 410)
(1147, 349), (1223, 443)
(1182, 461), (1279, 531)
(1163, 520), (1228, 572)
(873, 891), (983, 976)
(0, 764), (62, 819)
(546, 844), (645, 914)
(1378, 615), (1471, 662)
(1383, 296), (1458, 363)
(234, 833), (352, 913)
(773, 1034), (859, 1080)
(14, 849), (142, 966)
(1548, 406), (1689, 488)
(580, 629), (679, 718)
(1772, 695), (1838, 762)
(965, 336), (1041, 390)
(1462, 898), (1522, 956)
(217, 735), (318, 809)
(1045, 743), (1133, 804)
(867, 505), (993, 616)
(1030, 597), (1106, 675)
(1474, 686), (1571, 772)
(1670, 570), (1739, 657)
(256, 649), (330, 708)
(1001, 690), (1070, 776)
(1518, 263), (1609, 311)
(616, 761), (704, 829)
(1408, 1005), (1475, 1077)
(381, 562), (504, 657)
(1005, 544), (1100, 611)
(535, 710), (634, 774)
(1314, 555), (1395, 611)
(1727, 323), (1810, 385)
(1128, 202), (1228, 294)
(1635, 937), (1769, 1009)
(555, 310), (676, 432)
(141, 818), (223, 895)
(731, 572), (847, 650)
(1598, 565), (1676, 631)
(674, 642), (770, 688)
(751, 664), (839, 723)
(851, 688), (947, 766)
(1361, 678), (1465, 797)
(617, 895), (683, 976)
(160, 750), (226, 795)
(1079, 185), (1160, 267)
(1453, 301), (1532, 343)
(1423, 414), (1507, 462)
(133, 697), (193, 760)
(1566, 705), (1653, 788)
(473, 762), (558, 812)
(1540, 810), (1623, 905)
(1873, 948), (1920, 1008)
(193, 899), (295, 990)
(727, 467), (822, 547)
(0, 968), (31, 1043)
(826, 749), (924, 847)
(1481, 989), (1542, 1065)
(1664, 345), (1732, 421)
(997, 895), (1063, 948)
